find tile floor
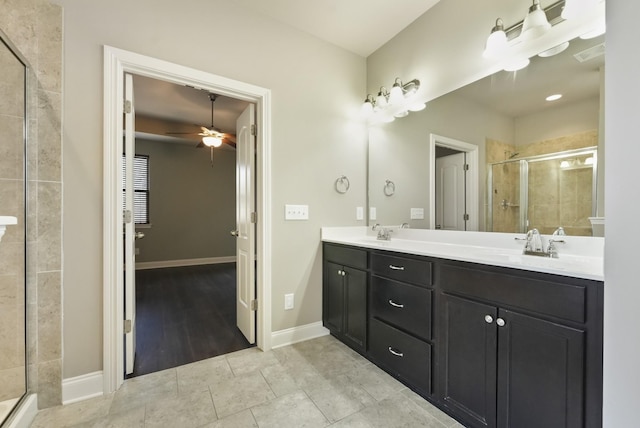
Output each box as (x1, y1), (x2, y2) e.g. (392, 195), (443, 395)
(30, 335), (464, 427)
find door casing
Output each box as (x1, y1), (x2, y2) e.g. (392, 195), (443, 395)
(103, 45), (272, 392)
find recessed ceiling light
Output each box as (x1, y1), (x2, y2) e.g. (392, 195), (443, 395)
(546, 94), (562, 101)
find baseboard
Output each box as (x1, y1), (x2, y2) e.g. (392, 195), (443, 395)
(62, 371), (104, 405)
(6, 394), (37, 428)
(135, 256), (236, 270)
(271, 321), (329, 349)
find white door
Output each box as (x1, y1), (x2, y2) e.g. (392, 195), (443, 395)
(123, 73), (137, 374)
(235, 104), (256, 344)
(435, 152), (467, 231)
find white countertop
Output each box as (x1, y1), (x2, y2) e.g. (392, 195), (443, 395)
(321, 227), (604, 281)
(0, 216), (18, 243)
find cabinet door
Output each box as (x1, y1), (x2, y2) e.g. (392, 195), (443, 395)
(323, 261), (344, 335)
(497, 309), (585, 428)
(343, 266), (367, 351)
(441, 294), (497, 428)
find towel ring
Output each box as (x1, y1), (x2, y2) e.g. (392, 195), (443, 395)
(335, 175), (350, 194)
(384, 179), (395, 196)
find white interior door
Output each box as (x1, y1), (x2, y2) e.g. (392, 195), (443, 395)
(123, 73), (136, 374)
(236, 104), (256, 344)
(435, 152), (467, 231)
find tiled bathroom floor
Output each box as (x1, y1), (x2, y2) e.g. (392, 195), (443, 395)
(30, 335), (463, 427)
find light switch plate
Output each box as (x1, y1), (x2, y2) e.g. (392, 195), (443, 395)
(356, 206), (364, 221)
(370, 207), (377, 220)
(285, 204), (309, 220)
(284, 293), (294, 310)
(410, 207), (424, 220)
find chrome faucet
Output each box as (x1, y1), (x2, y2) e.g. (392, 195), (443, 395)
(519, 228), (565, 258)
(372, 223), (393, 240)
(553, 227), (566, 236)
(400, 222), (410, 229)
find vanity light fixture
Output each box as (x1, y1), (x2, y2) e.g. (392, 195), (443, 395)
(362, 77), (422, 123)
(483, 18), (508, 59)
(562, 0), (599, 20)
(521, 0), (551, 40)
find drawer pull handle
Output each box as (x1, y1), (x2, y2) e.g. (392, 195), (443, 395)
(388, 300), (404, 308)
(388, 347), (404, 357)
(389, 265), (405, 271)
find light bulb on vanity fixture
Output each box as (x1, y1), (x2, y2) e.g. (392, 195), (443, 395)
(482, 0), (606, 72)
(362, 77), (423, 123)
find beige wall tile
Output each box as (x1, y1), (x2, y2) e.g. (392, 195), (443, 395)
(37, 271), (61, 362)
(37, 90), (62, 182)
(37, 181), (61, 272)
(37, 358), (62, 408)
(36, 2), (62, 93)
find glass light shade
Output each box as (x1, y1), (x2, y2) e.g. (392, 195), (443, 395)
(521, 0), (551, 40)
(408, 102), (426, 112)
(394, 110), (409, 118)
(376, 92), (388, 108)
(503, 57), (530, 72)
(483, 30), (508, 59)
(361, 100), (374, 116)
(562, 0), (599, 20)
(538, 41), (570, 58)
(388, 84), (404, 105)
(202, 136), (223, 147)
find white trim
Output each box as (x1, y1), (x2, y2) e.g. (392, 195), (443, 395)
(271, 322), (330, 349)
(62, 372), (104, 405)
(428, 134), (479, 231)
(5, 394), (38, 428)
(103, 46), (272, 394)
(135, 256), (236, 270)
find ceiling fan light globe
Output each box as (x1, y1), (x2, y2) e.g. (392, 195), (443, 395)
(203, 136), (223, 147)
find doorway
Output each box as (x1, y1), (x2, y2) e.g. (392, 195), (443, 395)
(428, 134), (479, 231)
(124, 75), (255, 377)
(104, 46), (273, 393)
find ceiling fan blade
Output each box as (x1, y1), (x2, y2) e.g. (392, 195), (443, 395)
(196, 141), (205, 148)
(166, 131), (198, 135)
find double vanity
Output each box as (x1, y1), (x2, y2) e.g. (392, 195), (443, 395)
(322, 227), (603, 428)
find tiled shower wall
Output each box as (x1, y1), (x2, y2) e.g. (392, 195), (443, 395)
(486, 130), (597, 235)
(0, 0), (63, 409)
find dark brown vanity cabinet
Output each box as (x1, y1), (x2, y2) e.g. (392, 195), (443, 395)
(368, 252), (434, 395)
(438, 261), (603, 428)
(322, 244), (368, 353)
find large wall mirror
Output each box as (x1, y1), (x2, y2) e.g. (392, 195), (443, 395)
(0, 30), (28, 423)
(368, 31), (605, 237)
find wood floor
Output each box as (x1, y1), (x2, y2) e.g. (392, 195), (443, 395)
(130, 263), (253, 377)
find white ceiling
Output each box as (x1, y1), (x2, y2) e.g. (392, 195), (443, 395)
(233, 0), (441, 57)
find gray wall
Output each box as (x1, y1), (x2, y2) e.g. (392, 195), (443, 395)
(134, 140), (236, 263)
(55, 0), (367, 378)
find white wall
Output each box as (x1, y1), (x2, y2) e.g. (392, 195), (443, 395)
(56, 0), (367, 378)
(603, 1), (640, 425)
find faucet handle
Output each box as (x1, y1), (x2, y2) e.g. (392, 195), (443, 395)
(372, 223), (380, 231)
(553, 227), (566, 236)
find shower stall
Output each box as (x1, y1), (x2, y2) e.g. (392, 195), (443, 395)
(487, 147), (597, 236)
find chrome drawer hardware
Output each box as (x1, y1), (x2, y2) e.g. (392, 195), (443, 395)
(388, 300), (404, 308)
(389, 265), (405, 271)
(337, 270), (346, 276)
(388, 347), (404, 357)
(496, 318), (506, 327)
(485, 315), (494, 324)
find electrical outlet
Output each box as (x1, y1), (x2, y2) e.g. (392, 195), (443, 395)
(285, 204), (309, 220)
(410, 207), (425, 220)
(284, 293), (294, 310)
(356, 206), (364, 221)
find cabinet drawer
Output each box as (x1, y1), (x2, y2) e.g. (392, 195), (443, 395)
(324, 244), (367, 270)
(369, 317), (431, 394)
(440, 263), (587, 324)
(371, 252), (432, 286)
(371, 276), (432, 341)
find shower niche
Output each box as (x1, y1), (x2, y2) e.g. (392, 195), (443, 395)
(0, 30), (29, 425)
(488, 147), (597, 236)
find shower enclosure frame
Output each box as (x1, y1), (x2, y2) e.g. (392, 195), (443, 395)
(487, 146), (598, 233)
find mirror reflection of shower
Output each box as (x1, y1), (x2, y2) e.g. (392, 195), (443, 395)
(488, 147), (597, 236)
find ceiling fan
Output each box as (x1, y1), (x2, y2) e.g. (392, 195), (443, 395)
(166, 93), (236, 149)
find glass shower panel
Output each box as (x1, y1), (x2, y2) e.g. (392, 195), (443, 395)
(489, 161), (522, 233)
(528, 154), (594, 236)
(0, 34), (27, 424)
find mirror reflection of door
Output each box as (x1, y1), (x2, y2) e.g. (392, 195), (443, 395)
(435, 147), (467, 231)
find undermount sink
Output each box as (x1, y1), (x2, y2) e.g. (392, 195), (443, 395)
(0, 216), (18, 242)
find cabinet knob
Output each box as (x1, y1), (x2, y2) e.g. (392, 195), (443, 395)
(388, 299), (404, 308)
(388, 347), (404, 357)
(485, 315), (493, 324)
(496, 318), (506, 327)
(337, 269), (346, 276)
